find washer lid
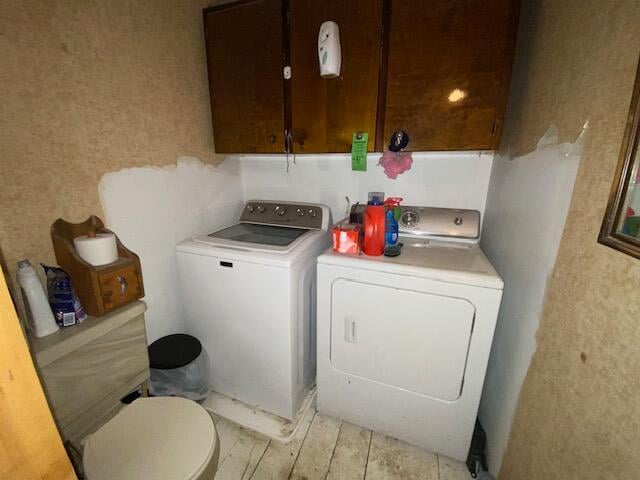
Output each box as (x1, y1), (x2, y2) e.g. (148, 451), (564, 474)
(189, 222), (319, 256)
(209, 223), (310, 246)
(176, 229), (329, 268)
(83, 397), (216, 480)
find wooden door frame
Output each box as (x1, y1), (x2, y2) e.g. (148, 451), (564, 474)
(0, 270), (76, 479)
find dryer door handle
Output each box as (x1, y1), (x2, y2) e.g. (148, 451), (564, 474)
(344, 316), (357, 343)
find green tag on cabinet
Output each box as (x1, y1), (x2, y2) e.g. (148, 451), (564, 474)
(351, 132), (368, 171)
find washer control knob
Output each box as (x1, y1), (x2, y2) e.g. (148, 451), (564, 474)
(255, 205), (265, 213)
(454, 216), (464, 226)
(275, 205), (287, 216)
(246, 204), (255, 213)
(308, 209), (318, 218)
(401, 211), (419, 227)
(296, 208), (305, 216)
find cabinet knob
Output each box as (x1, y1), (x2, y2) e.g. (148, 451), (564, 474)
(268, 134), (276, 144)
(117, 275), (128, 294)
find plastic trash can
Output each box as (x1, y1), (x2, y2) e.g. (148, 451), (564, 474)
(148, 334), (210, 401)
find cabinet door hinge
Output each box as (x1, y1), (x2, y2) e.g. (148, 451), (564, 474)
(283, 66), (292, 80)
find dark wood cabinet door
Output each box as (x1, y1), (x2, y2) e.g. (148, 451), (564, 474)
(380, 0), (519, 151)
(204, 0), (285, 153)
(289, 0), (383, 153)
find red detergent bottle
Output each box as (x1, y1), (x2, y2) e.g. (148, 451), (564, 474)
(363, 192), (385, 256)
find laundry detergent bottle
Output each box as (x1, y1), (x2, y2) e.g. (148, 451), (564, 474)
(363, 192), (385, 256)
(16, 259), (59, 337)
(384, 197), (403, 245)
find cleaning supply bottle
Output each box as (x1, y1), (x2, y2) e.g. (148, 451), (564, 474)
(16, 259), (59, 337)
(384, 197), (403, 245)
(363, 192), (386, 256)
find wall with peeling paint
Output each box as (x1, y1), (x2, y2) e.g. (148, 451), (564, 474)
(99, 158), (243, 342)
(0, 0), (214, 298)
(479, 125), (581, 475)
(497, 1), (640, 478)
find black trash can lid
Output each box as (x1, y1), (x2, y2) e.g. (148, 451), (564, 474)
(148, 334), (202, 369)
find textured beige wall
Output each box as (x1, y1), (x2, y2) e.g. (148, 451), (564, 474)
(0, 0), (214, 285)
(499, 0), (640, 478)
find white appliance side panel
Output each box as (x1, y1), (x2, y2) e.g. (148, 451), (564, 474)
(177, 252), (294, 419)
(291, 259), (317, 409)
(289, 235), (330, 414)
(330, 280), (474, 401)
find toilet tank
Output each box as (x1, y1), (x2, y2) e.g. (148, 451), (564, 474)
(29, 301), (150, 448)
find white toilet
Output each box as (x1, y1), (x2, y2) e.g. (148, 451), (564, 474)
(82, 396), (219, 480)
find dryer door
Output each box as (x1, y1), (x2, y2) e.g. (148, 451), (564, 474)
(330, 279), (475, 401)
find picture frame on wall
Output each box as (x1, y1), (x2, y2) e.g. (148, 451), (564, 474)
(599, 55), (640, 259)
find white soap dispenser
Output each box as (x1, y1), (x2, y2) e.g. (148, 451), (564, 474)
(318, 21), (341, 78)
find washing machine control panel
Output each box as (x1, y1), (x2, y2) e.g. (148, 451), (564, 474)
(240, 201), (328, 230)
(398, 206), (480, 240)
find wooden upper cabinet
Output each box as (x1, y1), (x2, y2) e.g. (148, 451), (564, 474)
(203, 0), (518, 154)
(289, 0), (383, 153)
(380, 0), (519, 151)
(204, 0), (285, 153)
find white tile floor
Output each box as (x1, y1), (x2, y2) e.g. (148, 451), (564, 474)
(212, 409), (472, 480)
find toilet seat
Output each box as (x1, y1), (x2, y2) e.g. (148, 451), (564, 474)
(83, 397), (218, 480)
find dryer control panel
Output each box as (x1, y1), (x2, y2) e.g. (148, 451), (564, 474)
(397, 206), (480, 240)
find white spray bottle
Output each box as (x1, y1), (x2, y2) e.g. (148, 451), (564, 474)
(16, 260), (59, 337)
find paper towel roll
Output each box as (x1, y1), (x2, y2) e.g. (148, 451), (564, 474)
(73, 233), (119, 266)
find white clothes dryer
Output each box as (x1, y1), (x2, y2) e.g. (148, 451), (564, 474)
(316, 206), (503, 461)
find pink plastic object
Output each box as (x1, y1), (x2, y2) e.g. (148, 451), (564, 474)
(378, 151), (413, 179)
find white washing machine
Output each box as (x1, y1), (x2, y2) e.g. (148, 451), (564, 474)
(317, 206), (503, 461)
(176, 201), (331, 422)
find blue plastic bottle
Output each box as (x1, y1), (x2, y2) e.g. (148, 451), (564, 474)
(385, 209), (398, 245)
(384, 197), (402, 245)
